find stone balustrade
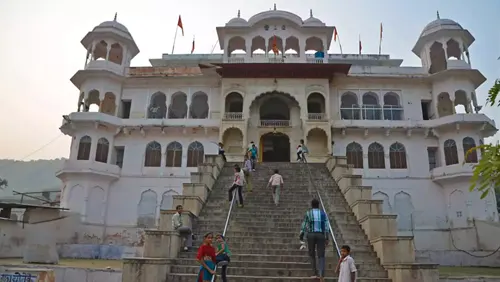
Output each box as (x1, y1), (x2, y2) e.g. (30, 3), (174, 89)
(122, 154), (225, 282)
(326, 156), (439, 282)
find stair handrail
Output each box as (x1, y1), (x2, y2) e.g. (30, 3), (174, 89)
(302, 157), (341, 257)
(210, 167), (238, 282)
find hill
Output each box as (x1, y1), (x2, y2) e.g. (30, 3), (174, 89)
(0, 159), (65, 198)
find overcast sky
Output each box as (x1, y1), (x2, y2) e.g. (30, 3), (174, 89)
(0, 0), (498, 160)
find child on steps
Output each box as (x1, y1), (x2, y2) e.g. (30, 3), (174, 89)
(215, 234), (231, 282)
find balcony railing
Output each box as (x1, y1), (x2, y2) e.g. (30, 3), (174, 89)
(228, 57), (244, 63)
(259, 120), (290, 127)
(306, 58), (324, 64)
(223, 112), (243, 120)
(307, 113), (327, 121)
(383, 105), (404, 120)
(224, 54), (324, 64)
(340, 105), (404, 121)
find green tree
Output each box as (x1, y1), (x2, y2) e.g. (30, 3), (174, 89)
(467, 79), (500, 198)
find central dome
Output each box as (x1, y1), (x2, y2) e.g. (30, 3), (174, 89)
(420, 18), (463, 37)
(95, 21), (130, 34)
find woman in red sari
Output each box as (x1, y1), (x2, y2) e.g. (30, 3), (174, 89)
(197, 232), (216, 282)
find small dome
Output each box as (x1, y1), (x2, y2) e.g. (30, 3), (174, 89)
(226, 17), (248, 27)
(303, 16), (325, 27)
(420, 18), (463, 37)
(95, 21), (130, 34)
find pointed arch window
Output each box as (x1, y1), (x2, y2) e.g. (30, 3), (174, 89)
(166, 142), (183, 167)
(77, 136), (92, 160)
(95, 138), (109, 163)
(368, 142), (385, 169)
(187, 141), (205, 167)
(444, 139), (459, 165)
(145, 141), (162, 167)
(346, 142), (363, 169)
(389, 142), (407, 169)
(462, 137), (478, 163)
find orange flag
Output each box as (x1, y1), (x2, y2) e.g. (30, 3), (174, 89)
(191, 36), (195, 54)
(333, 26), (338, 42)
(177, 15), (184, 36)
(272, 35), (279, 55)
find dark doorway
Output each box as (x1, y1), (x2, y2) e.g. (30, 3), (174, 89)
(261, 133), (290, 162)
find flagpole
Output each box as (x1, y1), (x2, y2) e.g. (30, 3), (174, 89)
(337, 34), (343, 55)
(378, 23), (383, 55)
(171, 26), (179, 54)
(358, 34), (361, 55)
(211, 39), (219, 54)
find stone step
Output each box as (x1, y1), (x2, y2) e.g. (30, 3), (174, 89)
(167, 273), (391, 282)
(175, 252), (377, 264)
(194, 224), (364, 235)
(197, 215), (358, 225)
(197, 221), (362, 232)
(192, 228), (368, 242)
(189, 236), (371, 249)
(219, 231), (367, 242)
(199, 210), (355, 219)
(185, 246), (376, 258)
(201, 207), (351, 215)
(170, 265), (387, 278)
(197, 220), (363, 232)
(188, 240), (374, 254)
(171, 258), (384, 272)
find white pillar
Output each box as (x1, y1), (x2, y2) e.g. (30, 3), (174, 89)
(186, 89), (192, 119)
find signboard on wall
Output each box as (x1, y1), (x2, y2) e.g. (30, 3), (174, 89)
(0, 273), (37, 281)
(0, 269), (55, 282)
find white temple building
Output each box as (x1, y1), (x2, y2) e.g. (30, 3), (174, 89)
(57, 7), (498, 259)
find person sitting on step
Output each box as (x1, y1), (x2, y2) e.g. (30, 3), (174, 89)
(297, 144), (304, 162)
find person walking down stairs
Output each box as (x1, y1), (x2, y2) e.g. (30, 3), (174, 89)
(228, 165), (244, 207)
(299, 199), (330, 282)
(171, 205), (193, 251)
(266, 169), (284, 206)
(248, 142), (258, 171)
(243, 153), (253, 192)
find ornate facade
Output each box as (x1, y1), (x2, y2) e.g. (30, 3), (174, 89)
(57, 7), (498, 254)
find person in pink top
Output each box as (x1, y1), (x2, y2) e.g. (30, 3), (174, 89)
(266, 169), (284, 206)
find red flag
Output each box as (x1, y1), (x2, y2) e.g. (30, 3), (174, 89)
(333, 27), (338, 42)
(177, 15), (184, 36)
(191, 37), (195, 54)
(380, 23), (383, 40)
(359, 35), (362, 54)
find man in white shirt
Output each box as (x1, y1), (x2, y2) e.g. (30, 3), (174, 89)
(171, 205), (193, 251)
(336, 245), (357, 282)
(266, 169), (284, 206)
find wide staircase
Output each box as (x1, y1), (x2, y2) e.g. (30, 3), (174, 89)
(122, 155), (439, 282)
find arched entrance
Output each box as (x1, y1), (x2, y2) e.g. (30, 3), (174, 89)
(260, 132), (290, 162)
